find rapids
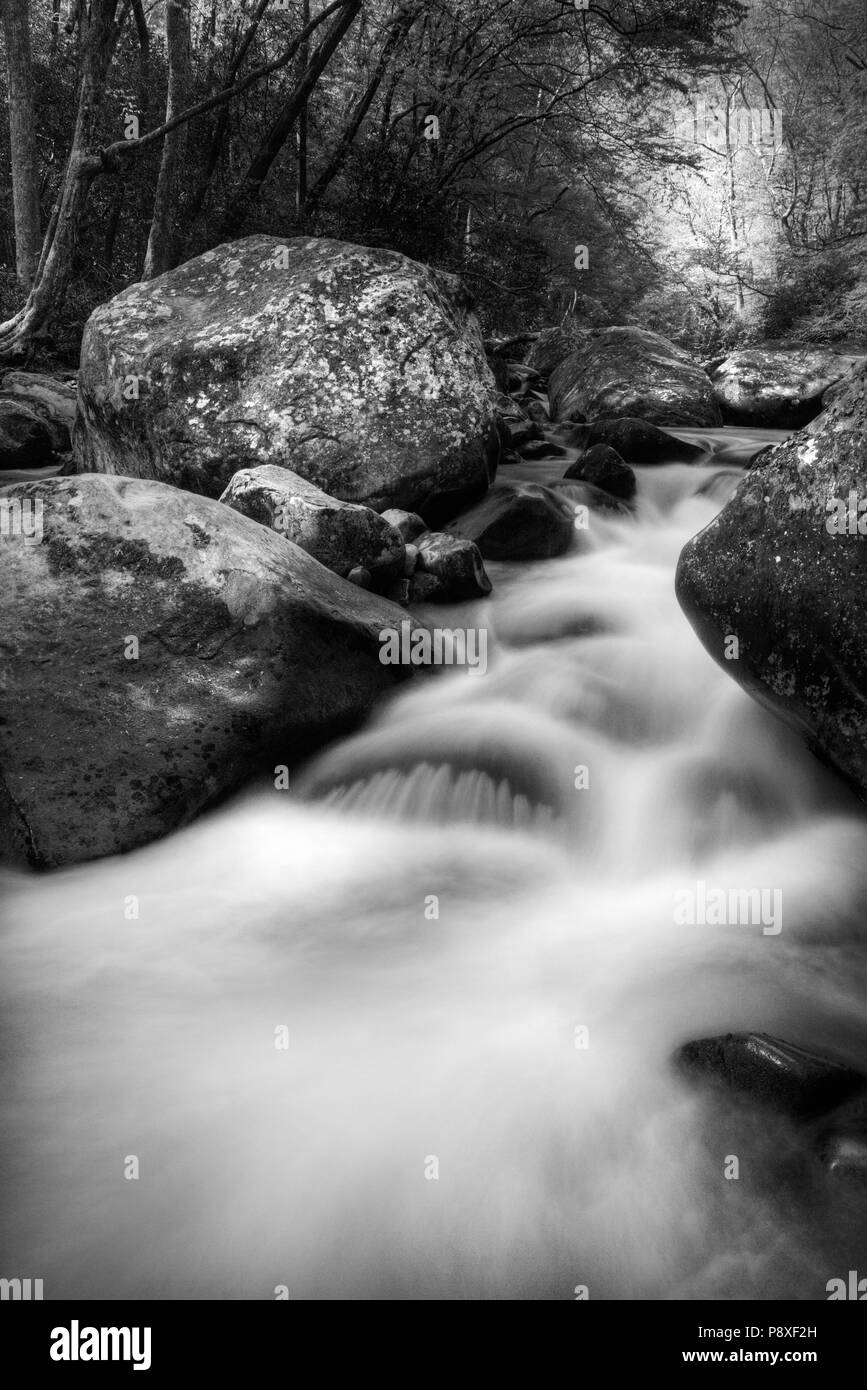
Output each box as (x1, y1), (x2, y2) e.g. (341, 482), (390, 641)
(3, 424), (867, 1300)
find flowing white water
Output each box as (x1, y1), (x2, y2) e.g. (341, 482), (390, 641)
(3, 428), (867, 1300)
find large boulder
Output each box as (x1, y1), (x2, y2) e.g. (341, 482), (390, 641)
(0, 370), (77, 452)
(675, 1033), (867, 1119)
(0, 474), (417, 868)
(73, 235), (499, 514)
(525, 325), (583, 378)
(549, 328), (721, 427)
(219, 465), (404, 583)
(676, 362), (867, 797)
(709, 347), (866, 428)
(446, 481), (575, 560)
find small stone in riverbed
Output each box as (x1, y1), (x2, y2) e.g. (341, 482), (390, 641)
(347, 566), (372, 589)
(519, 438), (568, 460)
(503, 418), (544, 450)
(551, 422), (592, 450)
(674, 1032), (867, 1118)
(380, 508), (428, 542)
(413, 531), (492, 600)
(524, 399), (551, 425)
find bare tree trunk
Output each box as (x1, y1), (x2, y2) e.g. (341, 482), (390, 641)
(296, 0), (310, 216)
(143, 0), (191, 279)
(2, 0), (42, 287)
(301, 2), (419, 221)
(50, 0), (61, 58)
(0, 0), (122, 360)
(104, 0), (149, 272)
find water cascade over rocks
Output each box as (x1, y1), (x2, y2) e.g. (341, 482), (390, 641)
(3, 418), (867, 1299)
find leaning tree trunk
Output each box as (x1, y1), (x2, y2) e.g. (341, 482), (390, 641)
(221, 0), (362, 237)
(0, 0), (121, 360)
(2, 0), (42, 287)
(142, 0), (190, 280)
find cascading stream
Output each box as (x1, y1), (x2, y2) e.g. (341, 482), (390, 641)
(3, 425), (866, 1300)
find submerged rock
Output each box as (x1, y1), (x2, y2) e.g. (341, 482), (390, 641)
(564, 443), (636, 501)
(0, 474), (416, 867)
(74, 235), (498, 513)
(549, 328), (721, 427)
(674, 1032), (867, 1119)
(676, 363), (867, 798)
(551, 479), (632, 515)
(445, 481), (575, 560)
(519, 438), (568, 460)
(816, 1096), (867, 1184)
(220, 465), (404, 583)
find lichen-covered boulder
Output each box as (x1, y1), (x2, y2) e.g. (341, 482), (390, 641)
(675, 362), (867, 797)
(549, 328), (721, 427)
(709, 347), (865, 428)
(1, 371), (77, 452)
(525, 325), (583, 378)
(0, 474), (417, 867)
(73, 235), (499, 513)
(220, 465), (404, 583)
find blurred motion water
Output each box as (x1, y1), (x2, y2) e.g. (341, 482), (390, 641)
(3, 427), (867, 1299)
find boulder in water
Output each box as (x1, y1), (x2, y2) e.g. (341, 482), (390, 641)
(0, 474), (416, 867)
(676, 363), (867, 798)
(551, 479), (632, 515)
(445, 481), (575, 560)
(73, 235), (498, 513)
(412, 531), (492, 601)
(503, 417), (545, 451)
(585, 416), (707, 465)
(549, 328), (721, 427)
(564, 443), (636, 501)
(709, 347), (865, 428)
(220, 465), (404, 583)
(675, 1032), (867, 1118)
(519, 438), (568, 460)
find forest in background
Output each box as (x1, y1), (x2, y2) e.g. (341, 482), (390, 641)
(0, 0), (865, 367)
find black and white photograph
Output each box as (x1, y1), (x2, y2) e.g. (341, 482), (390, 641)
(1, 0), (866, 1337)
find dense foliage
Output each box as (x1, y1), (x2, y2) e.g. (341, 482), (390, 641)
(0, 0), (863, 364)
